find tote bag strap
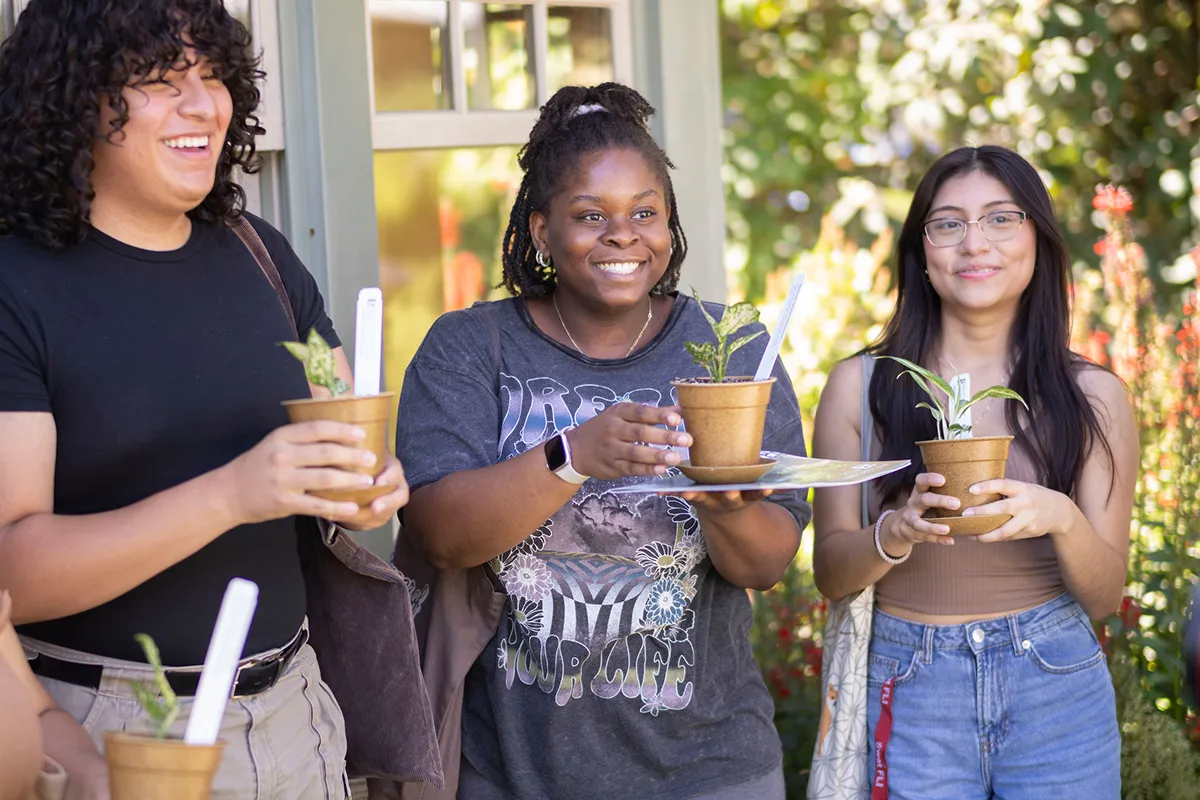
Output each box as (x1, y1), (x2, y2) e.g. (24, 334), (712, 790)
(231, 216), (299, 338)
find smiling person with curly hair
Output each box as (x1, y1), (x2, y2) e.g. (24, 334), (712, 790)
(0, 2), (411, 797)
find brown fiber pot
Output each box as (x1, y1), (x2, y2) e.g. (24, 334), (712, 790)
(671, 377), (775, 467)
(104, 733), (225, 800)
(917, 435), (1013, 517)
(282, 392), (396, 506)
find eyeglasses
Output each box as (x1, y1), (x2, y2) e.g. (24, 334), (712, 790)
(923, 210), (1028, 248)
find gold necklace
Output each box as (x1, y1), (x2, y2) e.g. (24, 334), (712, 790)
(552, 294), (653, 358)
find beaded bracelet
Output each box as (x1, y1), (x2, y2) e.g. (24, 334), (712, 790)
(873, 508), (910, 565)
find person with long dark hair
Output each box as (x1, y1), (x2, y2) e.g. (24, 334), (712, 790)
(396, 82), (809, 799)
(0, 2), (410, 796)
(812, 145), (1137, 798)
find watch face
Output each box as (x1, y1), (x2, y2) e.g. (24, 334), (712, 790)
(545, 434), (568, 471)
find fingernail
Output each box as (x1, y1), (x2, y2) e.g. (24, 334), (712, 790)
(968, 486), (979, 495)
(962, 509), (972, 517)
(361, 452), (377, 466)
(654, 465), (666, 475)
(667, 414), (681, 425)
(360, 474), (375, 486)
(949, 498), (960, 509)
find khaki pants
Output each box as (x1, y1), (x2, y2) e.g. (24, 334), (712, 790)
(22, 634), (349, 800)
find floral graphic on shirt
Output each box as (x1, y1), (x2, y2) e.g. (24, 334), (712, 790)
(636, 541), (684, 579)
(665, 494), (701, 540)
(511, 597), (544, 634)
(490, 373), (717, 715)
(501, 553), (554, 602)
(644, 579), (687, 628)
(640, 695), (668, 717)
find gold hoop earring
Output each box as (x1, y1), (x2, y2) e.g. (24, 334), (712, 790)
(535, 251), (552, 268)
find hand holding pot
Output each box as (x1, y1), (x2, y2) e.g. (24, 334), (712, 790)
(336, 453), (410, 531)
(221, 420), (381, 524)
(880, 472), (958, 556)
(568, 403), (692, 479)
(964, 479), (1071, 543)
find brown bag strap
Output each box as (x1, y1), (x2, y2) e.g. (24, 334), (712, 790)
(231, 216), (298, 339)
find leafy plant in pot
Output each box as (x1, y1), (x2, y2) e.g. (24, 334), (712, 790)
(281, 329), (396, 506)
(671, 289), (774, 481)
(103, 635), (224, 800)
(884, 356), (1028, 534)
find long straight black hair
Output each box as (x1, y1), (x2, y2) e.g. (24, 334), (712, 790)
(867, 145), (1113, 503)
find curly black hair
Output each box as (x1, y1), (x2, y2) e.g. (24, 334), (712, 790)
(500, 82), (688, 298)
(0, 0), (265, 250)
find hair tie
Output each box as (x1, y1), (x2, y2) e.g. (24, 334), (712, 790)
(570, 103), (609, 118)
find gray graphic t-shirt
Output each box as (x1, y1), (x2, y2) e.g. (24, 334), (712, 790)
(397, 294), (811, 800)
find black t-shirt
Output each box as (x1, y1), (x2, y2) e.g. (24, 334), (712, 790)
(0, 216), (340, 665)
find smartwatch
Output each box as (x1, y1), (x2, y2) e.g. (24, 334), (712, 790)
(544, 428), (589, 485)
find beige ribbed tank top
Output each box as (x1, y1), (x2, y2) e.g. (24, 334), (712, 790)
(860, 356), (1067, 616)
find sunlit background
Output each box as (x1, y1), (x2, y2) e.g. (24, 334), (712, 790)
(363, 2), (1200, 793)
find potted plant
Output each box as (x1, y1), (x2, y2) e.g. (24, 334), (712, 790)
(281, 328), (396, 506)
(883, 356), (1028, 530)
(671, 289), (774, 477)
(103, 635), (224, 800)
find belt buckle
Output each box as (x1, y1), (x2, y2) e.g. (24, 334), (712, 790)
(229, 627), (306, 700)
(230, 654), (262, 700)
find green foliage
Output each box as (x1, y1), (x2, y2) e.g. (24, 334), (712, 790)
(720, 0), (1200, 306)
(881, 355), (1028, 440)
(1109, 652), (1200, 799)
(129, 633), (179, 740)
(685, 287), (765, 382)
(282, 328), (350, 396)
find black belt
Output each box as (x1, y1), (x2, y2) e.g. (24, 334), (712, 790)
(30, 628), (308, 699)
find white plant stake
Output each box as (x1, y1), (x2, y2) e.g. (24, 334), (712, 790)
(354, 287), (384, 397)
(950, 373), (971, 438)
(184, 578), (259, 746)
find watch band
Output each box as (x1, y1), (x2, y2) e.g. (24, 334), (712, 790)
(547, 428), (589, 485)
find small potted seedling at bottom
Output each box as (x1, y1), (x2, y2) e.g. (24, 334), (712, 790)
(103, 634), (225, 800)
(884, 355), (1028, 529)
(671, 289), (773, 473)
(281, 328), (396, 506)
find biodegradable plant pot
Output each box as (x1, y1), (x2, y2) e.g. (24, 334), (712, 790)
(671, 377), (775, 467)
(282, 391), (397, 506)
(917, 435), (1013, 517)
(104, 733), (224, 800)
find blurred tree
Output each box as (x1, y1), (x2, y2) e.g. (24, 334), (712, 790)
(720, 0), (1200, 304)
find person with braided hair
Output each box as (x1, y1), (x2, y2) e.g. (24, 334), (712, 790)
(396, 82), (808, 799)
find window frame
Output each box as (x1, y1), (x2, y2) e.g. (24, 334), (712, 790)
(9, 0), (284, 151)
(366, 0), (633, 151)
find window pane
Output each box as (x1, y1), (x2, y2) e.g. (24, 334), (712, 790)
(374, 147), (521, 391)
(370, 1), (452, 112)
(224, 0), (251, 29)
(464, 3), (534, 110)
(547, 6), (614, 89)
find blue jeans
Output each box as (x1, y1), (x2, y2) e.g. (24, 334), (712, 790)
(866, 593), (1120, 799)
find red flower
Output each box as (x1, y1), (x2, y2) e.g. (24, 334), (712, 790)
(1118, 595), (1141, 629)
(1093, 184), (1134, 214)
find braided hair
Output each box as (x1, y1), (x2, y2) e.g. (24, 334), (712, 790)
(500, 83), (687, 298)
